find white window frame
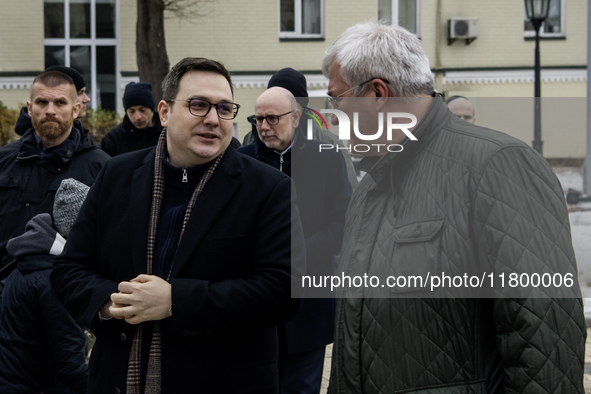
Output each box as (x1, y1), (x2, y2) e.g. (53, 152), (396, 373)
(279, 0), (325, 39)
(378, 0), (421, 37)
(524, 0), (566, 38)
(44, 0), (120, 111)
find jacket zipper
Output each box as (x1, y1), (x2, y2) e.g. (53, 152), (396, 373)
(279, 154), (284, 172)
(182, 168), (188, 183)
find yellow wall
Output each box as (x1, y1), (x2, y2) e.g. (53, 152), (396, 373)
(0, 0), (44, 73)
(425, 0), (586, 69)
(233, 84), (266, 141)
(119, 0), (137, 73)
(160, 0), (374, 73)
(0, 0), (587, 158)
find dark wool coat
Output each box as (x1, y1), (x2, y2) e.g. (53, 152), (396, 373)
(51, 146), (305, 394)
(100, 112), (163, 157)
(0, 123), (110, 265)
(239, 130), (352, 354)
(0, 214), (88, 393)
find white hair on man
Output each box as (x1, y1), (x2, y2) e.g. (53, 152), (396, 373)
(322, 21), (434, 98)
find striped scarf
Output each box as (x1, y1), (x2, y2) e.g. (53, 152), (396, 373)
(126, 129), (222, 394)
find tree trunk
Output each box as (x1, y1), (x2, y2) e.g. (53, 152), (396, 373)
(136, 0), (170, 103)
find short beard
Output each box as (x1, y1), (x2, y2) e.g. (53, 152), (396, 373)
(32, 117), (71, 145)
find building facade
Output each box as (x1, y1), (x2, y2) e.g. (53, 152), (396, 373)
(0, 0), (586, 158)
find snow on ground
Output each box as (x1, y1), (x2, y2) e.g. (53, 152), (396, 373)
(554, 167), (591, 323)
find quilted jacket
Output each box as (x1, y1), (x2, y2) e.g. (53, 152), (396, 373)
(328, 97), (586, 393)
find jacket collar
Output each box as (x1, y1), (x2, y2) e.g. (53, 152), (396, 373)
(17, 121), (97, 165)
(363, 95), (451, 189)
(122, 111), (162, 134)
(129, 145), (243, 278)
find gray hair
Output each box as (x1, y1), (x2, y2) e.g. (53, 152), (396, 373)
(322, 21), (434, 97)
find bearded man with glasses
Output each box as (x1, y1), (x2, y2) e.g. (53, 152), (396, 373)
(51, 57), (306, 393)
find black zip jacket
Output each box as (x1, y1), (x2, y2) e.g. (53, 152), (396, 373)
(0, 123), (109, 266)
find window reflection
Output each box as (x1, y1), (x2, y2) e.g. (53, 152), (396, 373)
(70, 0), (91, 38)
(524, 0), (563, 35)
(44, 1), (65, 38)
(281, 0), (295, 32)
(96, 0), (116, 38)
(45, 46), (66, 67)
(301, 0), (321, 35)
(97, 46), (116, 111)
(70, 45), (91, 96)
(377, 0), (419, 35)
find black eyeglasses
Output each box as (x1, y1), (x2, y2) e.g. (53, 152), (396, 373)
(327, 77), (390, 109)
(168, 98), (240, 120)
(250, 111), (294, 126)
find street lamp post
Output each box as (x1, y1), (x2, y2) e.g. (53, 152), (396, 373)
(524, 0), (550, 155)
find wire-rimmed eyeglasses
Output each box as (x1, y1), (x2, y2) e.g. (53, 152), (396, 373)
(327, 77), (390, 109)
(167, 98), (240, 120)
(250, 111), (294, 126)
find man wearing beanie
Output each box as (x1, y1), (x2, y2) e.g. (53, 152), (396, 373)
(15, 65), (92, 136)
(242, 67), (358, 187)
(0, 178), (89, 393)
(0, 70), (109, 271)
(100, 81), (162, 157)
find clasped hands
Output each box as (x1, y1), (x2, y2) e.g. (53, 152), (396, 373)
(100, 274), (171, 325)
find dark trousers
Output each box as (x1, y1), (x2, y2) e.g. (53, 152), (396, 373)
(278, 347), (326, 394)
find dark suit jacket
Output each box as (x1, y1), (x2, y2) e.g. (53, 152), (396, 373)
(51, 146), (305, 394)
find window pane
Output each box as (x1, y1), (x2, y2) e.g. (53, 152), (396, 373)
(399, 0), (417, 34)
(44, 0), (64, 38)
(301, 0), (321, 34)
(281, 0), (295, 32)
(45, 46), (66, 68)
(377, 0), (393, 24)
(70, 45), (91, 99)
(524, 0), (561, 34)
(96, 46), (116, 111)
(544, 0), (561, 33)
(70, 0), (91, 38)
(97, 0), (116, 38)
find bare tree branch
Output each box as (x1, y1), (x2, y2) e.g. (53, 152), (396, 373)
(163, 0), (216, 19)
(135, 0), (215, 102)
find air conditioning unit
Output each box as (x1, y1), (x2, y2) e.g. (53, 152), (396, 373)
(448, 18), (479, 45)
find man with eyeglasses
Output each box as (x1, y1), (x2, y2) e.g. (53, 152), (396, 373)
(51, 57), (306, 393)
(241, 67), (358, 187)
(323, 22), (585, 393)
(239, 87), (351, 394)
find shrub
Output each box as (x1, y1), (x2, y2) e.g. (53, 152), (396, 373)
(0, 104), (120, 147)
(0, 101), (20, 147)
(81, 108), (120, 145)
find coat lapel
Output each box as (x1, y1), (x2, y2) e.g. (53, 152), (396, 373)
(129, 150), (156, 276)
(169, 148), (242, 278)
